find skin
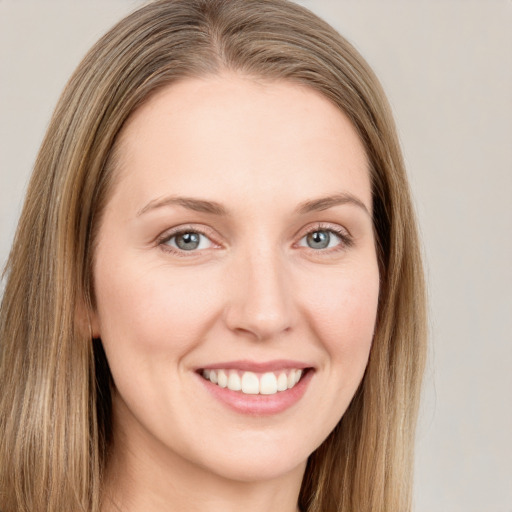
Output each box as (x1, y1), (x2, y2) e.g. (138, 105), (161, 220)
(91, 73), (380, 512)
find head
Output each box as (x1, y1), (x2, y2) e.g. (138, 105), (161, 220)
(0, 1), (426, 511)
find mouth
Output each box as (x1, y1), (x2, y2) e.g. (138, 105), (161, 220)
(195, 361), (314, 415)
(199, 367), (309, 395)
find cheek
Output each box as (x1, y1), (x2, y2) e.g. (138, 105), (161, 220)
(299, 261), (380, 367)
(93, 258), (224, 355)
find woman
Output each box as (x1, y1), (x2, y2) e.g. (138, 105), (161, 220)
(0, 1), (426, 511)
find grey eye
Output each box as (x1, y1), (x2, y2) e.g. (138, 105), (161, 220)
(176, 232), (200, 250)
(306, 231), (330, 249)
(299, 229), (342, 250)
(166, 231), (212, 251)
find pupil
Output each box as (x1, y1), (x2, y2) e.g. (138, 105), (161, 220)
(176, 232), (200, 250)
(307, 230), (330, 249)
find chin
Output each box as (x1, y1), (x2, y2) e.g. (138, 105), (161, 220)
(180, 428), (320, 484)
(200, 451), (307, 484)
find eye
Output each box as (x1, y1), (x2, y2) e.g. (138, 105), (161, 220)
(163, 230), (214, 252)
(298, 228), (347, 250)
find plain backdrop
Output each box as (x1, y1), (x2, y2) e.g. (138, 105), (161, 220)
(1, 1), (511, 511)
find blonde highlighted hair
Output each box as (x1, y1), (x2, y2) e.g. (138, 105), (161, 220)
(0, 1), (426, 510)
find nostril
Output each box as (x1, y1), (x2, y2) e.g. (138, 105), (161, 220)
(225, 307), (294, 341)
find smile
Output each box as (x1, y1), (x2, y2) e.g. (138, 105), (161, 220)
(201, 368), (304, 395)
(196, 361), (314, 415)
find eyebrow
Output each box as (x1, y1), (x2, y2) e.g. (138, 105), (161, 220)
(137, 192), (370, 218)
(137, 196), (228, 217)
(296, 193), (371, 216)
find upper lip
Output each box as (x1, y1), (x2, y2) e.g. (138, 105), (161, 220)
(197, 359), (313, 372)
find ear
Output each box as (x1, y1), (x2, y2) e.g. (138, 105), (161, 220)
(75, 298), (101, 339)
(89, 309), (101, 339)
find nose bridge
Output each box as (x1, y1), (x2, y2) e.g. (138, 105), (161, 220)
(225, 242), (294, 340)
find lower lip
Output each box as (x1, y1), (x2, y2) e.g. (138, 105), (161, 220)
(197, 370), (313, 416)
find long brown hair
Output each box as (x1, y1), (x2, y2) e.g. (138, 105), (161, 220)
(0, 1), (427, 510)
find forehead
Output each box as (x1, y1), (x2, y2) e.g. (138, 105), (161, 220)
(109, 73), (371, 214)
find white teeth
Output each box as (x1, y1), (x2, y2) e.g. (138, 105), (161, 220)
(277, 372), (288, 391)
(241, 371), (260, 394)
(217, 369), (228, 388)
(260, 372), (278, 395)
(202, 368), (305, 395)
(227, 370), (242, 391)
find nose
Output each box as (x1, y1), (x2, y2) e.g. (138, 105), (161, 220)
(224, 247), (296, 341)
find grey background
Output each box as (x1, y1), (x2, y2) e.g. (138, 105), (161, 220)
(1, 1), (511, 511)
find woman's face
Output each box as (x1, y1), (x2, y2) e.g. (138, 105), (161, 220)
(92, 74), (379, 485)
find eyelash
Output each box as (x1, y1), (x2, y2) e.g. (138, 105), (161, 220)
(156, 223), (353, 256)
(297, 223), (354, 253)
(156, 225), (219, 257)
